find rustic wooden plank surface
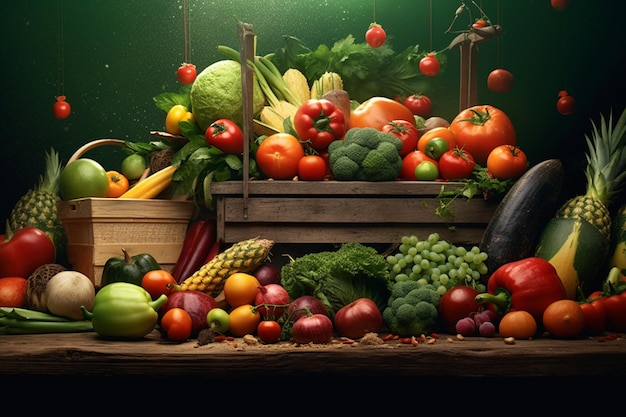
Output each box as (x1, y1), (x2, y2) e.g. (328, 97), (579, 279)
(211, 180), (465, 196)
(1, 331), (624, 377)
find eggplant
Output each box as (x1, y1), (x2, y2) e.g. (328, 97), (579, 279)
(479, 159), (564, 275)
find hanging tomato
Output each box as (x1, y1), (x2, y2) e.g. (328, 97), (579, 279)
(556, 90), (576, 115)
(52, 96), (71, 120)
(365, 23), (386, 48)
(177, 63), (197, 84)
(419, 53), (441, 77)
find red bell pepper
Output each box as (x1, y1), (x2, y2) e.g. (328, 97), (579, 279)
(475, 257), (567, 323)
(170, 219), (216, 283)
(293, 99), (346, 151)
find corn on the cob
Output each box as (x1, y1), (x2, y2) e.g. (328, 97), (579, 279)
(119, 165), (177, 199)
(282, 68), (310, 105)
(179, 237), (274, 296)
(310, 72), (344, 99)
(259, 100), (298, 132)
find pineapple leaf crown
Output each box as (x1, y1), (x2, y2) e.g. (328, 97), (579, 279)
(38, 147), (62, 195)
(584, 107), (626, 205)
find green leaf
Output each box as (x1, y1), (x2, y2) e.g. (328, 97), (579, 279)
(153, 85), (192, 113)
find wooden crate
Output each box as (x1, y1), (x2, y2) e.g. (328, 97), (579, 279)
(211, 180), (498, 247)
(57, 198), (194, 287)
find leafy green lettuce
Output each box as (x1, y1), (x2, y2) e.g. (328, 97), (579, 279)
(280, 242), (393, 318)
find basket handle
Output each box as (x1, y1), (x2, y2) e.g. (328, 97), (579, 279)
(68, 138), (150, 181)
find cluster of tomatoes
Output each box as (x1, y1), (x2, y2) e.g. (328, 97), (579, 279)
(392, 103), (528, 182)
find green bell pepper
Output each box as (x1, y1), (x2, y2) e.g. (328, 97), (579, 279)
(100, 248), (161, 287)
(82, 282), (167, 339)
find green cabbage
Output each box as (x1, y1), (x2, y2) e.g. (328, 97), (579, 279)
(190, 59), (265, 131)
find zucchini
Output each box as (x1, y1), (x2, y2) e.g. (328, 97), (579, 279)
(479, 159), (564, 276)
(608, 203), (626, 275)
(535, 217), (607, 299)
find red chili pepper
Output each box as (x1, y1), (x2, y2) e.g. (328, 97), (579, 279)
(293, 99), (346, 151)
(171, 219), (216, 283)
(475, 257), (567, 323)
(203, 239), (222, 264)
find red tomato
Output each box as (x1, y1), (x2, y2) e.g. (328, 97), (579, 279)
(257, 320), (282, 344)
(350, 97), (415, 130)
(298, 155), (327, 181)
(579, 298), (607, 336)
(177, 63), (197, 84)
(399, 151), (438, 180)
(404, 94), (432, 118)
(0, 277), (28, 308)
(160, 307), (193, 342)
(472, 19), (487, 29)
(556, 90), (576, 115)
(52, 96), (71, 120)
(419, 53), (440, 77)
(486, 145), (528, 180)
(365, 23), (386, 48)
(438, 286), (481, 334)
(205, 118), (244, 154)
(602, 291), (626, 332)
(255, 133), (304, 180)
(449, 104), (517, 166)
(551, 0), (570, 11)
(487, 69), (514, 93)
(438, 147), (475, 180)
(142, 270), (178, 299)
(381, 120), (420, 157)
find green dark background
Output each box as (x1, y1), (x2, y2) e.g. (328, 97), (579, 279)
(2, 0), (625, 225)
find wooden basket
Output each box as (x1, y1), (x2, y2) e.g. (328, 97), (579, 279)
(58, 139), (194, 287)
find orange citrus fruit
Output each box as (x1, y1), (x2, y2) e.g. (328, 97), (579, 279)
(542, 299), (585, 339)
(498, 310), (537, 339)
(228, 304), (261, 337)
(223, 273), (261, 308)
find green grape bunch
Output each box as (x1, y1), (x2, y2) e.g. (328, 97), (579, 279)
(386, 233), (490, 295)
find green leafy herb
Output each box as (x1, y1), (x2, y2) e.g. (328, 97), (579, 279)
(271, 35), (447, 103)
(436, 165), (513, 220)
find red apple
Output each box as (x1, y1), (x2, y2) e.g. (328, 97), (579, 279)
(333, 297), (383, 339)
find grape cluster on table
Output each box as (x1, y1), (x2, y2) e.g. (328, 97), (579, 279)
(386, 233), (490, 296)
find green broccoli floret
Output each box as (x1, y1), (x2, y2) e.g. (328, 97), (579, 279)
(328, 127), (403, 181)
(383, 281), (440, 336)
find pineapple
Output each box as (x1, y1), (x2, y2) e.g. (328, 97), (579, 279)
(556, 108), (626, 238)
(9, 148), (68, 266)
(536, 108), (626, 298)
(180, 237), (274, 296)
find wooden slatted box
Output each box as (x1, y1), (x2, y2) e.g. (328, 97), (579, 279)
(57, 198), (194, 287)
(211, 180), (497, 247)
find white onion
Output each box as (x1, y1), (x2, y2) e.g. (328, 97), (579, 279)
(45, 271), (95, 320)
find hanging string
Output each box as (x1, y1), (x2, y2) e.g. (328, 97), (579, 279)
(57, 0), (65, 96)
(373, 0), (376, 22)
(429, 0), (433, 51)
(183, 0), (190, 63)
(496, 0), (503, 68)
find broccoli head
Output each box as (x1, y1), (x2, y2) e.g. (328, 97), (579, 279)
(328, 127), (403, 181)
(383, 281), (441, 336)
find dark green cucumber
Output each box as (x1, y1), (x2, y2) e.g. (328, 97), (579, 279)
(479, 159), (564, 275)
